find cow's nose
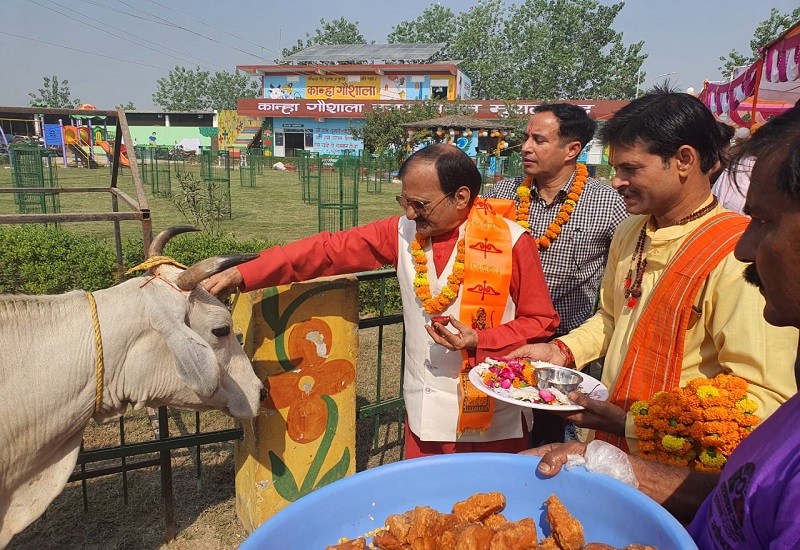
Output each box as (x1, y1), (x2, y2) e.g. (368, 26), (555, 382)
(259, 387), (269, 402)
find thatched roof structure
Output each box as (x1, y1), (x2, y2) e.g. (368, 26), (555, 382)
(400, 115), (514, 130)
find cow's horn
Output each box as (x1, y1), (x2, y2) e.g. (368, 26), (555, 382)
(148, 226), (201, 257)
(175, 254), (260, 290)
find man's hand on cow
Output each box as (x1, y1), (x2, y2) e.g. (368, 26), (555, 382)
(425, 315), (478, 351)
(504, 343), (565, 365)
(520, 441), (588, 477)
(554, 392), (627, 435)
(200, 267), (243, 302)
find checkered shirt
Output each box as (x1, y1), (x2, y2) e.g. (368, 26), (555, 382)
(485, 171), (628, 336)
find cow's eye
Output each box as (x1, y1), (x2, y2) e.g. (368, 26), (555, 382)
(211, 326), (231, 338)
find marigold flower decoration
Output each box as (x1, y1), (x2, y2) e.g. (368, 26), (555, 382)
(630, 373), (760, 472)
(516, 163), (588, 250)
(411, 233), (466, 314)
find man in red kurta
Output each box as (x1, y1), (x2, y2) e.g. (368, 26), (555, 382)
(204, 144), (558, 458)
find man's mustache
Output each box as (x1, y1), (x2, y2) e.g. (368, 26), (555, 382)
(743, 263), (763, 288)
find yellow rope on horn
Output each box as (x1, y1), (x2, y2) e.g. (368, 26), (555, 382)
(86, 292), (105, 414)
(124, 255), (187, 275)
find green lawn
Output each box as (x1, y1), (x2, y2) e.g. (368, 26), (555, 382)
(0, 157), (401, 246)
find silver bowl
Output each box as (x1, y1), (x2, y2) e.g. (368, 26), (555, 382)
(535, 365), (582, 394)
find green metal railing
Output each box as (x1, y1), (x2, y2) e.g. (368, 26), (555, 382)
(476, 152), (523, 195)
(9, 144), (60, 217)
(318, 155), (359, 233)
(134, 146), (172, 196)
(199, 149), (232, 219)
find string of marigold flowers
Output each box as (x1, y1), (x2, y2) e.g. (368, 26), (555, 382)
(516, 163), (588, 250)
(411, 233), (466, 314)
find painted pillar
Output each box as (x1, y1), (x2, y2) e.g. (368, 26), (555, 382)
(233, 275), (359, 533)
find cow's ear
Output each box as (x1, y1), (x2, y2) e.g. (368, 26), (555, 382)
(160, 324), (220, 397)
(144, 290), (220, 397)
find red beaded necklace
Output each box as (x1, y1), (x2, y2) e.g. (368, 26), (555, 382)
(624, 197), (719, 307)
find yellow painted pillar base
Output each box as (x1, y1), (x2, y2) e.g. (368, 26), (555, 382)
(232, 275), (359, 533)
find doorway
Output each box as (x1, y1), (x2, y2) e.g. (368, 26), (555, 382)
(284, 132), (306, 157)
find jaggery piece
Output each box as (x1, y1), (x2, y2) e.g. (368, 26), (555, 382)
(371, 529), (411, 550)
(454, 522), (496, 549)
(437, 529), (460, 550)
(489, 517), (539, 549)
(545, 495), (584, 550)
(385, 511), (414, 541)
(581, 544), (615, 550)
(452, 492), (507, 523)
(536, 537), (561, 549)
(406, 506), (461, 550)
(325, 538), (367, 549)
(483, 513), (509, 530)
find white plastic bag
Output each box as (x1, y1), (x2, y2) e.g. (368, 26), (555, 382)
(565, 440), (639, 488)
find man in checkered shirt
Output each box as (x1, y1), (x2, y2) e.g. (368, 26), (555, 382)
(485, 103), (627, 444)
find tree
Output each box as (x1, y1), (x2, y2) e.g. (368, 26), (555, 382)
(153, 66), (211, 111)
(389, 0), (645, 100)
(115, 101), (136, 110)
(152, 66), (259, 111)
(28, 75), (80, 108)
(388, 4), (458, 59)
(718, 7), (800, 78)
(389, 1), (510, 100)
(280, 17), (371, 63)
(207, 70), (260, 110)
(502, 0), (645, 100)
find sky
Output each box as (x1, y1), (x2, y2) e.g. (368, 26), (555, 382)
(1, 0), (798, 110)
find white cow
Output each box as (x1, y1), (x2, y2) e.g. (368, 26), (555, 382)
(0, 227), (266, 548)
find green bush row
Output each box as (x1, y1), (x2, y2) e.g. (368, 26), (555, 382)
(0, 226), (402, 315)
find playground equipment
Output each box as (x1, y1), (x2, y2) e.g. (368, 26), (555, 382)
(62, 124), (130, 168)
(97, 139), (130, 167)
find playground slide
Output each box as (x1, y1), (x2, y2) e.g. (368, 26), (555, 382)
(97, 140), (130, 167)
(67, 143), (98, 168)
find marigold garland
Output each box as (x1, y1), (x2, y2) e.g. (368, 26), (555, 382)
(411, 233), (466, 314)
(630, 373), (760, 472)
(516, 163), (588, 250)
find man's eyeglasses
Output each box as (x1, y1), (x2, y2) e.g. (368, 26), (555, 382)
(395, 192), (454, 215)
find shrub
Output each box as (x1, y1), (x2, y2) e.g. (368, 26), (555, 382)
(1, 225), (402, 316)
(171, 172), (231, 237)
(359, 267), (402, 316)
(122, 232), (276, 272)
(0, 225), (117, 294)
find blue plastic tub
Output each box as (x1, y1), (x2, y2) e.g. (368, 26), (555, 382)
(240, 453), (697, 549)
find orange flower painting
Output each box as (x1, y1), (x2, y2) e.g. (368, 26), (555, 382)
(265, 318), (355, 444)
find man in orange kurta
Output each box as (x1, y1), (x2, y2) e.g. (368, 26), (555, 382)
(507, 88), (797, 452)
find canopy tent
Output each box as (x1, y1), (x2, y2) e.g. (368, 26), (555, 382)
(701, 19), (800, 126)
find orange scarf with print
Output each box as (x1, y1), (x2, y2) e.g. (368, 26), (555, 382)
(456, 198), (516, 434)
(596, 212), (749, 451)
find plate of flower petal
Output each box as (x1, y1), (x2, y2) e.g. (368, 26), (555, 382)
(468, 358), (608, 411)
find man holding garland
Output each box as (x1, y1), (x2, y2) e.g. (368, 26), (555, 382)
(509, 88), (797, 454)
(485, 102), (628, 445)
(526, 102), (800, 550)
(203, 144), (559, 458)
